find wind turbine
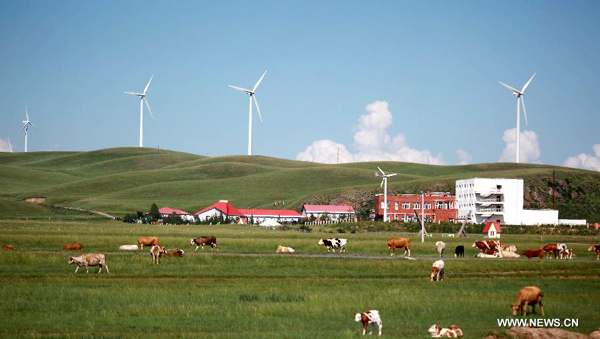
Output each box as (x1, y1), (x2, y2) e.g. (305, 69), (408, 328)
(125, 76), (154, 147)
(229, 71), (267, 156)
(499, 72), (536, 163)
(21, 105), (37, 153)
(7, 136), (13, 153)
(376, 167), (397, 222)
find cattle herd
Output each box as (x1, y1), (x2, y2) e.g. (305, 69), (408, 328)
(3, 234), (600, 337)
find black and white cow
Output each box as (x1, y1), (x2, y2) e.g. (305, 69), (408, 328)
(454, 245), (464, 258)
(317, 238), (347, 253)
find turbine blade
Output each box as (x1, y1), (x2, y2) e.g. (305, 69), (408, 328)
(143, 75), (154, 95)
(144, 98), (154, 119)
(521, 72), (537, 93)
(252, 70), (267, 92)
(8, 137), (12, 153)
(228, 85), (252, 94)
(499, 81), (520, 94)
(253, 96), (263, 122)
(30, 122), (38, 130)
(520, 96), (529, 128)
(388, 173), (397, 177)
(124, 91), (140, 96)
(21, 124), (27, 131)
(380, 179), (384, 188)
(377, 167), (386, 176)
(25, 106), (29, 121)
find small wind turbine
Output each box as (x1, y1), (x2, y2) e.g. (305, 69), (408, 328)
(376, 167), (397, 222)
(125, 76), (154, 148)
(21, 105), (37, 153)
(499, 72), (536, 163)
(6, 136), (13, 153)
(229, 71), (267, 156)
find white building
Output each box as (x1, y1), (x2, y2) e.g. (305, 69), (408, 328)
(301, 204), (357, 221)
(455, 178), (559, 226)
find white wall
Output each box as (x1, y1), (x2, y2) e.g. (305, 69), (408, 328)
(196, 208), (227, 221)
(521, 210), (559, 225)
(558, 219), (587, 226)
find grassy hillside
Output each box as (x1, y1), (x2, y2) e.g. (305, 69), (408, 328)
(0, 147), (599, 221)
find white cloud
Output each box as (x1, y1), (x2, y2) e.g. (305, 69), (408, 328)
(499, 128), (541, 163)
(295, 100), (444, 165)
(456, 149), (473, 165)
(563, 144), (600, 172)
(0, 138), (13, 153)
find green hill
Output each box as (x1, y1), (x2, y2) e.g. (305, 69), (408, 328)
(0, 147), (598, 221)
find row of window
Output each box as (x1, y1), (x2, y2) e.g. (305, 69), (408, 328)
(380, 201), (454, 210)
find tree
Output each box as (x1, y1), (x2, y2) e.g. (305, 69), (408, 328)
(149, 203), (160, 222)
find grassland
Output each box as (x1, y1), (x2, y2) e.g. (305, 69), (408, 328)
(0, 219), (599, 338)
(1, 147), (599, 221)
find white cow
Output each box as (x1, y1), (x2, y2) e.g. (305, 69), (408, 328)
(276, 245), (295, 253)
(435, 241), (446, 257)
(67, 253), (110, 274)
(431, 260), (445, 281)
(354, 310), (382, 336)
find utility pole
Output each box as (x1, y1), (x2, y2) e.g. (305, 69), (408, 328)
(421, 191), (426, 243)
(336, 147), (339, 165)
(552, 170), (556, 210)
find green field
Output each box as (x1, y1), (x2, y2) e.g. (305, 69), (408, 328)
(1, 219), (599, 338)
(1, 148), (599, 221)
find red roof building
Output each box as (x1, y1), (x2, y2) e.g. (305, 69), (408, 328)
(159, 207), (195, 221)
(374, 193), (457, 223)
(483, 222), (501, 238)
(194, 200), (302, 224)
(301, 204), (356, 221)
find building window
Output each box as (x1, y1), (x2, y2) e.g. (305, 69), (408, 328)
(402, 202), (410, 209)
(490, 230), (495, 237)
(395, 202), (399, 210)
(435, 201), (444, 209)
(380, 202), (384, 209)
(414, 202), (420, 210)
(424, 203), (431, 209)
(448, 202), (453, 209)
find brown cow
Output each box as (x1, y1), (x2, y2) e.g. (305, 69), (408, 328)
(472, 241), (502, 255)
(63, 243), (83, 250)
(189, 236), (218, 251)
(3, 245), (15, 250)
(138, 236), (159, 250)
(511, 286), (544, 317)
(542, 243), (559, 259)
(387, 237), (411, 257)
(588, 245), (600, 260)
(522, 248), (545, 261)
(163, 249), (185, 257)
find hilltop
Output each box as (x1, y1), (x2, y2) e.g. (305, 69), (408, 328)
(0, 147), (598, 221)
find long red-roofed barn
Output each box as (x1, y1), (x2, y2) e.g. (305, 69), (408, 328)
(194, 200), (302, 224)
(301, 204), (357, 222)
(159, 207), (195, 222)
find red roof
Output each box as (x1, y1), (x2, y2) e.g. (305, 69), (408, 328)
(483, 222), (501, 233)
(194, 201), (242, 216)
(237, 209), (302, 217)
(159, 207), (190, 215)
(302, 204), (355, 213)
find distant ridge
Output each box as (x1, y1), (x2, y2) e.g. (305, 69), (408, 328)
(0, 148), (598, 221)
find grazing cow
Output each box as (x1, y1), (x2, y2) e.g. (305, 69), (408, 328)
(522, 248), (545, 261)
(189, 236), (218, 251)
(504, 245), (518, 253)
(431, 260), (445, 281)
(428, 324), (463, 338)
(476, 252), (499, 259)
(138, 236), (159, 250)
(150, 245), (166, 264)
(472, 241), (502, 256)
(511, 286), (544, 317)
(276, 245), (295, 253)
(317, 238), (347, 253)
(588, 245), (600, 260)
(435, 241), (446, 257)
(3, 245), (15, 250)
(119, 245), (138, 251)
(454, 245), (464, 258)
(354, 310), (382, 336)
(163, 249), (185, 257)
(63, 243), (83, 250)
(559, 248), (574, 260)
(387, 237), (411, 257)
(67, 253), (109, 274)
(542, 243), (559, 259)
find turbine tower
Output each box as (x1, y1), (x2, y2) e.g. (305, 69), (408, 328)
(376, 167), (397, 222)
(499, 72), (536, 163)
(125, 76), (154, 147)
(229, 71), (267, 156)
(21, 106), (37, 153)
(7, 136), (13, 153)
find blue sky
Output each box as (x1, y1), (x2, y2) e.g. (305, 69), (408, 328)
(0, 1), (599, 168)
